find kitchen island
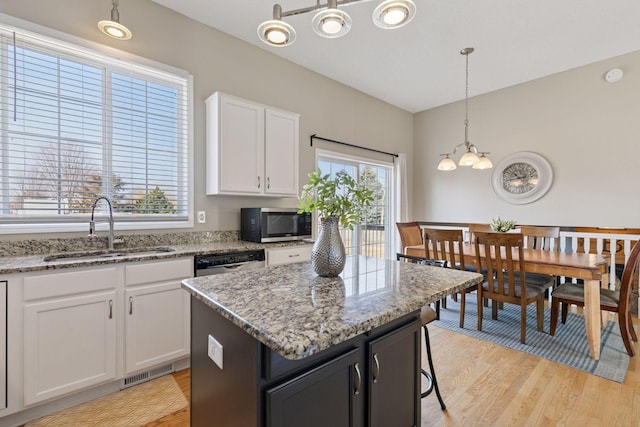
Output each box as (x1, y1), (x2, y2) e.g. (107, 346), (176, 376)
(182, 255), (482, 427)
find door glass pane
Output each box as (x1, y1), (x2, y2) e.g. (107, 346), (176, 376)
(316, 155), (392, 259)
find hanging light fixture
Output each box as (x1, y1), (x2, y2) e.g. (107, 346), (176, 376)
(312, 0), (352, 38)
(258, 4), (297, 46)
(98, 0), (132, 40)
(437, 47), (493, 171)
(372, 0), (416, 29)
(258, 0), (416, 47)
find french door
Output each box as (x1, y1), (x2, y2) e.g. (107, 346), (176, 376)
(316, 150), (394, 259)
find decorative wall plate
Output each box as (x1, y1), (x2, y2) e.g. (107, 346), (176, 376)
(491, 152), (553, 204)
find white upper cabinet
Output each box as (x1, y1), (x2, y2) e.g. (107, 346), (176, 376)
(206, 92), (299, 197)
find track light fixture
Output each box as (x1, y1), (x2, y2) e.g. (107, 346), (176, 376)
(437, 47), (493, 171)
(98, 0), (132, 40)
(258, 0), (416, 47)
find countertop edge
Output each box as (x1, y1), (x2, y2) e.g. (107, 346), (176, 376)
(181, 272), (483, 360)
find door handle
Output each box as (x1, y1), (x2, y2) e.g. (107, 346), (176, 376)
(372, 353), (380, 383)
(129, 296), (133, 315)
(267, 176), (270, 189)
(257, 176), (261, 189)
(353, 363), (361, 395)
(108, 300), (113, 319)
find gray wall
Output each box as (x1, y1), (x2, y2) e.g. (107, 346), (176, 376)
(2, 0), (637, 236)
(0, 0), (413, 238)
(414, 50), (640, 228)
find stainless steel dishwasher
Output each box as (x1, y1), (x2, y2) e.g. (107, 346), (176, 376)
(194, 249), (265, 276)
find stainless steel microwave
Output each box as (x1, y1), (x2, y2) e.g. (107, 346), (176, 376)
(241, 208), (312, 243)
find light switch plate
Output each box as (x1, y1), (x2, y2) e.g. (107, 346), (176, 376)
(208, 334), (223, 369)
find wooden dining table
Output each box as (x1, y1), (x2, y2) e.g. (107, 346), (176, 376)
(406, 243), (609, 360)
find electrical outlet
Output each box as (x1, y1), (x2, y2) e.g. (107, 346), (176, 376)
(208, 334), (223, 369)
(197, 211), (206, 223)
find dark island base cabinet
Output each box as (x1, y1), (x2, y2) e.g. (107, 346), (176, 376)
(190, 296), (421, 427)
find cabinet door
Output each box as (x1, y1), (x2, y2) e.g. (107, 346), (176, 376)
(207, 92), (264, 195)
(265, 108), (299, 196)
(23, 291), (117, 405)
(368, 321), (420, 427)
(0, 281), (5, 410)
(266, 349), (362, 427)
(125, 282), (190, 374)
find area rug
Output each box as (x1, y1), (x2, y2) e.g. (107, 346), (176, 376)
(25, 374), (188, 427)
(433, 298), (631, 383)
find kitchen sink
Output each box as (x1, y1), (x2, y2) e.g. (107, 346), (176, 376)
(43, 246), (175, 262)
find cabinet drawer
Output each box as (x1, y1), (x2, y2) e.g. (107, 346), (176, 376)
(125, 258), (192, 286)
(24, 267), (117, 301)
(266, 246), (311, 266)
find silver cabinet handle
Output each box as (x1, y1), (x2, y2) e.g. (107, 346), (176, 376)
(267, 177), (270, 189)
(354, 363), (361, 395)
(372, 353), (380, 383)
(288, 253), (300, 258)
(109, 300), (113, 319)
(129, 296), (133, 315)
(257, 176), (261, 189)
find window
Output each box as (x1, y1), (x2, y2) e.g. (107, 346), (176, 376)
(316, 150), (394, 259)
(0, 22), (191, 233)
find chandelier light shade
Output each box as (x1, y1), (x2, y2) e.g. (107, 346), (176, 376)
(258, 4), (297, 46)
(98, 0), (132, 40)
(258, 0), (416, 47)
(437, 47), (493, 171)
(312, 0), (352, 38)
(372, 0), (416, 29)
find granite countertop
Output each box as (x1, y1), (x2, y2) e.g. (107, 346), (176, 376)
(0, 240), (310, 275)
(182, 255), (483, 360)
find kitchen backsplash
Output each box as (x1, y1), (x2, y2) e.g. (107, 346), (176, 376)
(0, 230), (240, 257)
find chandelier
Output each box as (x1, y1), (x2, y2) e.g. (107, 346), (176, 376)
(437, 47), (492, 171)
(258, 0), (416, 47)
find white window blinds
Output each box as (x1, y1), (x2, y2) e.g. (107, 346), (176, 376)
(0, 23), (190, 227)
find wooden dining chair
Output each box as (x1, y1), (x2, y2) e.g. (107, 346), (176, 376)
(396, 222), (423, 254)
(468, 223), (492, 243)
(550, 240), (640, 357)
(516, 225), (562, 288)
(423, 227), (478, 328)
(520, 225), (560, 251)
(396, 253), (447, 410)
(474, 231), (554, 344)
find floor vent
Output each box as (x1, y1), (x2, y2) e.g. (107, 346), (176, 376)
(121, 363), (174, 389)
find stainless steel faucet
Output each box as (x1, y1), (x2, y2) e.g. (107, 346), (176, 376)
(89, 196), (118, 250)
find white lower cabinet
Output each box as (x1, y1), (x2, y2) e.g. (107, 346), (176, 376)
(21, 258), (192, 407)
(1, 280), (8, 410)
(23, 268), (118, 405)
(266, 246), (312, 266)
(124, 259), (191, 374)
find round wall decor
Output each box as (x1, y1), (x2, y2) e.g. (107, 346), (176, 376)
(491, 152), (553, 204)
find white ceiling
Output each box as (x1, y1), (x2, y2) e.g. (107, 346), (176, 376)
(152, 0), (640, 113)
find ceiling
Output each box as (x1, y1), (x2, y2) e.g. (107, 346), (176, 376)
(151, 0), (640, 113)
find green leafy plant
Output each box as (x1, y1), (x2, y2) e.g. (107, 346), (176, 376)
(491, 216), (517, 232)
(298, 169), (374, 230)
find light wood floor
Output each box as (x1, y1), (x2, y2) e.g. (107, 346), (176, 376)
(149, 317), (640, 427)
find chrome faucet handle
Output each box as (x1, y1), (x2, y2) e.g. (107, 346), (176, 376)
(88, 220), (96, 238)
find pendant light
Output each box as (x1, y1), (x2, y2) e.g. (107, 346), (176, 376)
(98, 0), (132, 40)
(437, 47), (492, 171)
